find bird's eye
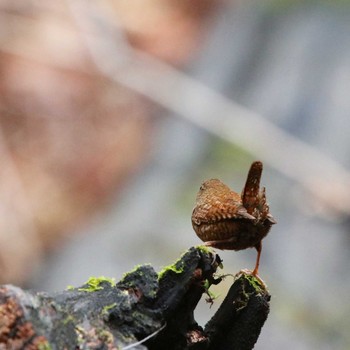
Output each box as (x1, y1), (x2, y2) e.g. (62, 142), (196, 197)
(200, 184), (205, 191)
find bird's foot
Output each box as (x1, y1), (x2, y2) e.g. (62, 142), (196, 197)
(235, 269), (267, 290)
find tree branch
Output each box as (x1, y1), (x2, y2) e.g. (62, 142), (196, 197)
(0, 247), (270, 349)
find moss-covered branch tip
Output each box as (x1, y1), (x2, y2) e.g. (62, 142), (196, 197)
(0, 246), (270, 349)
(195, 245), (214, 254)
(120, 263), (152, 281)
(158, 246), (219, 281)
(158, 260), (185, 281)
(77, 276), (116, 292)
(236, 271), (267, 293)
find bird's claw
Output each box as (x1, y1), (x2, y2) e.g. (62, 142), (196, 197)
(235, 269), (267, 290)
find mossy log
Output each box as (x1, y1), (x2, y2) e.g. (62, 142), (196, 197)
(0, 247), (270, 350)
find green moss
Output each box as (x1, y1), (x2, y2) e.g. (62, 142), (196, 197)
(101, 302), (117, 316)
(242, 273), (265, 293)
(66, 285), (75, 291)
(158, 262), (184, 279)
(195, 245), (212, 255)
(196, 245), (224, 269)
(121, 264), (147, 280)
(63, 315), (75, 325)
(227, 272), (267, 312)
(158, 246), (221, 281)
(203, 279), (220, 302)
(203, 279), (210, 290)
(96, 329), (114, 344)
(158, 255), (185, 280)
(78, 276), (116, 292)
(38, 341), (52, 350)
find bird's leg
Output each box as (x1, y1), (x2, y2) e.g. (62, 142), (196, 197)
(234, 242), (266, 289)
(252, 241), (262, 276)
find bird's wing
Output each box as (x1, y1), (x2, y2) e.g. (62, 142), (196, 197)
(192, 198), (255, 225)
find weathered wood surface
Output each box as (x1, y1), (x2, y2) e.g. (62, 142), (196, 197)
(0, 247), (270, 349)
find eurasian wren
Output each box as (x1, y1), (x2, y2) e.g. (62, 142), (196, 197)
(192, 161), (276, 276)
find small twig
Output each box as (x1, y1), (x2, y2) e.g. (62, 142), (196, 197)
(122, 323), (167, 350)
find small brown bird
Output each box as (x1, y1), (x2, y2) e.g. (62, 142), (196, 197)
(192, 161), (276, 276)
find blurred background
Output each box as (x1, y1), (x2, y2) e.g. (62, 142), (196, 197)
(1, 0), (350, 348)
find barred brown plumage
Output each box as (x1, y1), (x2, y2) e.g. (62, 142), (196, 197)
(191, 161), (276, 276)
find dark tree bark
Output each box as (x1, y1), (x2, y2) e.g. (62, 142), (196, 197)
(0, 247), (270, 350)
